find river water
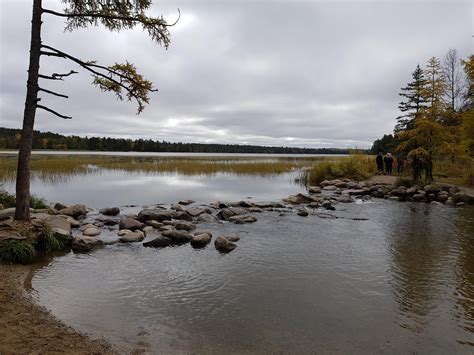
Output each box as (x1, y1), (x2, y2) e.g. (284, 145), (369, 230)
(1, 152), (473, 353)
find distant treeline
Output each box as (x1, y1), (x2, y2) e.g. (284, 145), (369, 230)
(0, 127), (349, 154)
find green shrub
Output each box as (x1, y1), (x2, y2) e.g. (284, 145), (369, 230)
(36, 224), (67, 252)
(0, 240), (35, 264)
(0, 191), (16, 208)
(305, 155), (374, 186)
(395, 176), (414, 188)
(30, 195), (48, 209)
(0, 191), (48, 209)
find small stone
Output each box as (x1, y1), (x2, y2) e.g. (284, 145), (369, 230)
(190, 233), (212, 248)
(82, 226), (101, 237)
(297, 209), (309, 217)
(143, 236), (173, 248)
(119, 231), (145, 243)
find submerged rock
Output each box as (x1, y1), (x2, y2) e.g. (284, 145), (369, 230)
(214, 236), (237, 253)
(196, 214), (220, 224)
(297, 208), (309, 217)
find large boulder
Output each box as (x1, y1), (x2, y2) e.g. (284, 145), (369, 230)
(182, 207), (212, 218)
(214, 236), (237, 253)
(143, 235), (173, 248)
(175, 221), (196, 231)
(161, 229), (193, 243)
(72, 236), (103, 252)
(59, 204), (87, 218)
(119, 217), (144, 231)
(99, 207), (120, 216)
(228, 215), (257, 224)
(119, 231), (145, 243)
(196, 214), (220, 224)
(308, 186), (322, 194)
(82, 226), (101, 237)
(190, 232), (212, 248)
(43, 215), (72, 240)
(137, 209), (176, 222)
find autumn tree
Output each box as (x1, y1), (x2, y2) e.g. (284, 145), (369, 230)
(424, 57), (446, 121)
(396, 64), (429, 132)
(15, 0), (178, 220)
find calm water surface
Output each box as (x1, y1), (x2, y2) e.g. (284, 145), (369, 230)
(30, 202), (474, 354)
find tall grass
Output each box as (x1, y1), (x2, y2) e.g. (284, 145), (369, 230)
(0, 154), (329, 182)
(35, 224), (68, 252)
(303, 154), (375, 186)
(0, 190), (48, 209)
(0, 239), (35, 264)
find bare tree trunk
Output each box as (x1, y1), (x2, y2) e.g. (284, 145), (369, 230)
(15, 0), (42, 221)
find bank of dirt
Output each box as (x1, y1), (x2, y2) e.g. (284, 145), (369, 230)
(0, 263), (115, 355)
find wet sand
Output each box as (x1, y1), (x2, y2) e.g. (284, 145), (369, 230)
(0, 263), (115, 355)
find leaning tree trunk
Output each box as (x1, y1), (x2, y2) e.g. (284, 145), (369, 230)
(15, 0), (42, 221)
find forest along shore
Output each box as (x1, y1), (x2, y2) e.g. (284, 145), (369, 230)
(0, 264), (115, 354)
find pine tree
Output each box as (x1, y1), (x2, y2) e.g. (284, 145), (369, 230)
(14, 0), (178, 220)
(396, 65), (429, 132)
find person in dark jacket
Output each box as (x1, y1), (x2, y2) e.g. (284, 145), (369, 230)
(376, 152), (384, 174)
(384, 153), (394, 175)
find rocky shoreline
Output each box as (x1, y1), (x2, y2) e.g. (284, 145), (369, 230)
(1, 178), (473, 258)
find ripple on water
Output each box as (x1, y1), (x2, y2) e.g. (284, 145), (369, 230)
(31, 203), (474, 353)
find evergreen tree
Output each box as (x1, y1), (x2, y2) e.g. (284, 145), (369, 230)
(14, 0), (178, 220)
(396, 65), (429, 132)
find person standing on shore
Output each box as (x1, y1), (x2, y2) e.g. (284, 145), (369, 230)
(384, 153), (394, 175)
(376, 152), (384, 174)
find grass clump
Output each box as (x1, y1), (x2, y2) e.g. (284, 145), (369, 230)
(0, 190), (48, 209)
(0, 189), (16, 208)
(0, 239), (35, 264)
(30, 195), (48, 209)
(36, 224), (69, 252)
(304, 154), (375, 186)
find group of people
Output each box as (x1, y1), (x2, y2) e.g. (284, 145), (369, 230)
(376, 152), (405, 175)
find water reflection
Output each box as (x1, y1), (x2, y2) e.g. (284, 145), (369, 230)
(453, 207), (474, 343)
(31, 203), (474, 353)
(0, 154), (314, 207)
(387, 203), (474, 349)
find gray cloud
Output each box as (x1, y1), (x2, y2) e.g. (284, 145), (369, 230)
(0, 0), (472, 148)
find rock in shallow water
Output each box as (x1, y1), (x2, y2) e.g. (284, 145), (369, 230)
(82, 226), (101, 236)
(143, 236), (173, 248)
(119, 217), (144, 231)
(161, 229), (193, 243)
(190, 233), (212, 248)
(214, 236), (237, 253)
(119, 231), (145, 243)
(99, 207), (120, 216)
(72, 236), (103, 252)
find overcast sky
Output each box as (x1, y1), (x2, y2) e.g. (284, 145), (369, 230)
(0, 0), (472, 148)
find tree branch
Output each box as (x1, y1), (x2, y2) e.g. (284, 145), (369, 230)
(38, 70), (78, 81)
(37, 105), (72, 119)
(42, 45), (156, 92)
(41, 8), (180, 27)
(38, 87), (69, 99)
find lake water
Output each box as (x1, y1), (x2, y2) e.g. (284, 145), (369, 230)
(1, 152), (473, 353)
